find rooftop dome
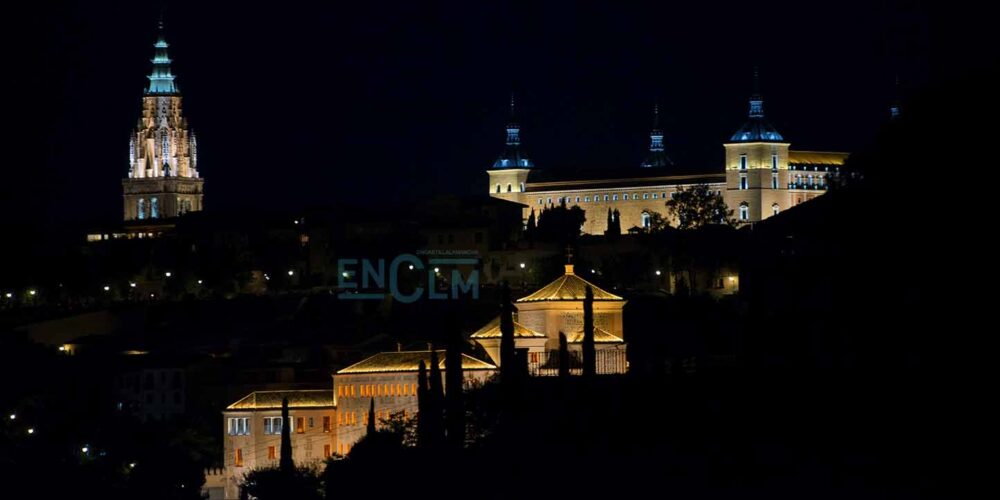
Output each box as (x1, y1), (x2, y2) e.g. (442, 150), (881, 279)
(729, 69), (784, 143)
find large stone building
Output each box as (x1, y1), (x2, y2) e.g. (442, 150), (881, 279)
(487, 79), (847, 233)
(122, 22), (204, 221)
(221, 390), (336, 500)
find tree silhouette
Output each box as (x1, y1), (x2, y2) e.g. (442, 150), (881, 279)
(417, 360), (429, 447)
(279, 397), (293, 474)
(445, 333), (465, 450)
(499, 282), (516, 376)
(558, 332), (569, 378)
(367, 397), (376, 435)
(582, 285), (595, 377)
(665, 183), (735, 230)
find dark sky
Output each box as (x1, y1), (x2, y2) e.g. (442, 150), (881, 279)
(2, 1), (991, 237)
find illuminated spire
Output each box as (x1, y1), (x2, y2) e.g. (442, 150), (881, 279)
(641, 103), (672, 167)
(493, 93), (533, 168)
(748, 67), (764, 118)
(729, 68), (784, 142)
(146, 19), (178, 95)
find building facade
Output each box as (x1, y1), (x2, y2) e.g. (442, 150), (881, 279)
(122, 23), (204, 221)
(471, 264), (628, 375)
(487, 84), (846, 232)
(332, 351), (496, 453)
(221, 390), (336, 500)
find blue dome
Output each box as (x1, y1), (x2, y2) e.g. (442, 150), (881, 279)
(729, 96), (784, 142)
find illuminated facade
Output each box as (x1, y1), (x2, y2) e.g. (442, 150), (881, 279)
(471, 264), (628, 374)
(122, 23), (204, 221)
(487, 81), (847, 232)
(221, 390), (336, 500)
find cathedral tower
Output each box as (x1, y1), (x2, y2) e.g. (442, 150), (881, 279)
(122, 22), (204, 221)
(640, 104), (672, 168)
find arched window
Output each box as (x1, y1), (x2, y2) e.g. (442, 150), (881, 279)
(584, 196), (590, 202)
(575, 196), (580, 203)
(496, 184), (501, 193)
(739, 203), (749, 221)
(807, 174), (814, 186)
(538, 198), (543, 205)
(603, 195), (609, 201)
(643, 193), (649, 200)
(507, 184), (512, 192)
(612, 194), (618, 201)
(652, 193), (658, 199)
(632, 193), (638, 200)
(150, 197), (159, 219)
(772, 203), (780, 216)
(641, 211), (651, 228)
(520, 182), (524, 191)
(137, 198), (146, 220)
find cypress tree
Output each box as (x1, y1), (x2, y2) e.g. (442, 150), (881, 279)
(279, 397), (293, 473)
(367, 397), (376, 435)
(445, 333), (465, 450)
(558, 331), (569, 378)
(582, 285), (596, 377)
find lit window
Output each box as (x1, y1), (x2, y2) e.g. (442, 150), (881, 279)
(641, 212), (651, 228)
(520, 183), (524, 191)
(772, 174), (778, 189)
(323, 416), (331, 432)
(324, 444), (331, 458)
(603, 195), (609, 201)
(150, 198), (159, 219)
(235, 448), (243, 467)
(612, 194), (618, 201)
(268, 446), (276, 460)
(740, 176), (748, 190)
(547, 197), (552, 204)
(296, 417), (304, 434)
(137, 199), (146, 220)
(739, 203), (749, 221)
(584, 196), (590, 202)
(632, 193), (638, 200)
(411, 383), (417, 395)
(808, 174), (814, 186)
(643, 193), (648, 200)
(740, 154), (747, 170)
(771, 154), (778, 171)
(652, 193), (658, 199)
(575, 196), (580, 203)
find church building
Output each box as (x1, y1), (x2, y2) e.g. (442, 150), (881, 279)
(122, 22), (204, 222)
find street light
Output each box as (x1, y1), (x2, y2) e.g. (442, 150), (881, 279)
(4, 292), (11, 298)
(81, 446), (89, 454)
(519, 262), (526, 269)
(164, 272), (172, 278)
(434, 267), (440, 274)
(129, 282), (137, 288)
(197, 280), (203, 285)
(8, 414), (15, 420)
(655, 270), (661, 276)
(103, 285), (111, 292)
(408, 265), (414, 270)
(27, 428), (34, 435)
(28, 290), (37, 296)
(287, 270), (294, 276)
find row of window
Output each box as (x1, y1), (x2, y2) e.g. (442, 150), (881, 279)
(537, 191), (685, 206)
(738, 174), (781, 190)
(736, 203), (781, 221)
(789, 164), (837, 172)
(227, 416), (333, 436)
(738, 154), (780, 171)
(233, 444), (334, 467)
(495, 182), (526, 193)
(337, 383), (418, 398)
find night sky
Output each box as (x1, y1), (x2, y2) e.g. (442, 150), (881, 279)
(3, 1), (990, 239)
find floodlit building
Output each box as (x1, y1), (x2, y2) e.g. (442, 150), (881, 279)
(471, 263), (628, 375)
(221, 390), (336, 500)
(122, 21), (204, 222)
(487, 75), (847, 231)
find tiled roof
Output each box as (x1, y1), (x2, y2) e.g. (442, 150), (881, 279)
(337, 350), (496, 374)
(226, 390), (334, 410)
(565, 327), (624, 344)
(470, 317), (546, 339)
(517, 265), (624, 302)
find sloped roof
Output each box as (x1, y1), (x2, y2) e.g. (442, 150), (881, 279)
(337, 350), (496, 374)
(227, 390), (334, 410)
(470, 317), (546, 339)
(788, 151), (849, 165)
(517, 265), (624, 302)
(566, 327), (624, 344)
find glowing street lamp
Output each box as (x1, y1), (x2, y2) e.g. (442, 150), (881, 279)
(164, 272), (172, 278)
(655, 270), (661, 276)
(103, 285), (111, 292)
(8, 414), (15, 420)
(129, 282), (137, 288)
(287, 270), (294, 276)
(197, 280), (203, 285)
(434, 267), (440, 274)
(408, 265), (414, 270)
(519, 262), (526, 269)
(81, 446), (89, 454)
(27, 428), (34, 435)
(28, 290), (37, 296)
(4, 292), (11, 299)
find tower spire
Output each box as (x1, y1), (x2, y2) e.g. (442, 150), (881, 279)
(749, 67), (764, 118)
(493, 93), (533, 168)
(146, 18), (177, 95)
(641, 102), (672, 167)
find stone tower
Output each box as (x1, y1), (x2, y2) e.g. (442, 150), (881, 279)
(486, 95), (533, 200)
(122, 22), (204, 221)
(723, 69), (790, 223)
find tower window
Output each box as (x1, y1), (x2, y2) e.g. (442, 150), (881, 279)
(641, 211), (651, 228)
(772, 174), (778, 189)
(520, 182), (524, 191)
(739, 203), (749, 221)
(538, 198), (543, 205)
(150, 198), (159, 219)
(643, 193), (648, 200)
(740, 176), (748, 190)
(740, 155), (748, 170)
(771, 155), (778, 171)
(137, 199), (146, 220)
(507, 184), (512, 192)
(496, 184), (501, 193)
